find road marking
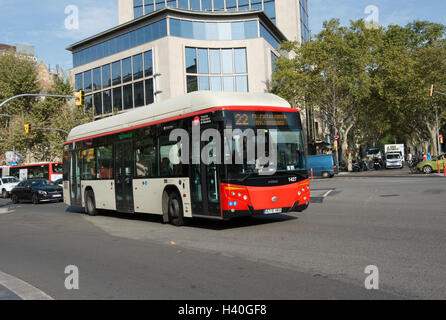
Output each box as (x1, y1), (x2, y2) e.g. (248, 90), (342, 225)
(0, 270), (53, 300)
(322, 190), (334, 198)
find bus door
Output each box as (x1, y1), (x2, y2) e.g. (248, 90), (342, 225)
(70, 150), (82, 206)
(190, 124), (220, 217)
(114, 140), (134, 213)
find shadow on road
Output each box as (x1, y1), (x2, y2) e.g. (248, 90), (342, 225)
(65, 205), (298, 230)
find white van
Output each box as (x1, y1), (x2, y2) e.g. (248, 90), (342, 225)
(385, 153), (403, 169)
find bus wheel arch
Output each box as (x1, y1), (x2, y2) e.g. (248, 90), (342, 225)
(162, 186), (184, 226)
(84, 187), (98, 216)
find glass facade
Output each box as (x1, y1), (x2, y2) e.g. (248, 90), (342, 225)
(299, 0), (310, 42)
(260, 23), (279, 49)
(72, 19), (166, 67)
(133, 0), (276, 23)
(75, 50), (155, 117)
(73, 17), (280, 68)
(185, 47), (248, 93)
(170, 19), (258, 41)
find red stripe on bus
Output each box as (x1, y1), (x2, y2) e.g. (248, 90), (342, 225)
(64, 105), (299, 144)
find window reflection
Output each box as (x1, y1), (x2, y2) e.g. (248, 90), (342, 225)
(186, 47), (248, 93)
(133, 54), (143, 80)
(102, 64), (111, 88)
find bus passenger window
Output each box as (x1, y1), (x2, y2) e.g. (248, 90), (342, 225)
(97, 145), (113, 179)
(135, 138), (158, 178)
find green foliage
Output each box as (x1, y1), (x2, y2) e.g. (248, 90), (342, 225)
(271, 18), (446, 155)
(0, 54), (93, 163)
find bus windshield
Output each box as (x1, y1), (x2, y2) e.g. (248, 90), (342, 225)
(223, 111), (306, 181)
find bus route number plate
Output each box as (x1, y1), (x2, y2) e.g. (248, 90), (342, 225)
(264, 208), (282, 215)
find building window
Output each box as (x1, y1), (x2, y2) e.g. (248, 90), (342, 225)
(84, 70), (92, 93)
(134, 81), (145, 107)
(113, 87), (123, 112)
(75, 73), (83, 91)
(133, 54), (143, 80)
(134, 0), (144, 18)
(122, 57), (132, 83)
(123, 84), (133, 110)
(94, 92), (102, 116)
(260, 23), (280, 49)
(102, 64), (111, 88)
(131, 1), (277, 24)
(112, 61), (122, 86)
(77, 50), (155, 118)
(73, 19), (166, 67)
(92, 67), (101, 91)
(186, 47), (248, 93)
(170, 19), (258, 41)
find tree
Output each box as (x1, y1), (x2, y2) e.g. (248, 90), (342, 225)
(272, 19), (379, 159)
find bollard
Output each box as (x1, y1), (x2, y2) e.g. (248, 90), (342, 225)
(311, 168), (314, 180)
(438, 161), (441, 174)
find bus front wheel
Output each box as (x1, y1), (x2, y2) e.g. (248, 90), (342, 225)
(85, 190), (98, 216)
(168, 192), (184, 227)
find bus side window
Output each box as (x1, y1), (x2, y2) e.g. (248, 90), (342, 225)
(97, 145), (113, 179)
(135, 138), (158, 178)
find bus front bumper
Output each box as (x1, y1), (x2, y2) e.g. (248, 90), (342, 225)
(222, 201), (310, 220)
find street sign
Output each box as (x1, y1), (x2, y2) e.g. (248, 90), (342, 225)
(9, 162), (18, 167)
(335, 136), (339, 141)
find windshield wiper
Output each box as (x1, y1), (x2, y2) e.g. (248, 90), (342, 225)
(238, 172), (257, 183)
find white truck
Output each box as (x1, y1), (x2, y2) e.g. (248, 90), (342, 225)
(385, 144), (405, 161)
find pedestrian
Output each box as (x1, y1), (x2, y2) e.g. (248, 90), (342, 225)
(423, 153), (427, 162)
(427, 152), (431, 161)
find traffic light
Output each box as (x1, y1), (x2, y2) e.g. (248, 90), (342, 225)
(430, 84), (434, 97)
(75, 90), (85, 106)
(24, 123), (31, 134)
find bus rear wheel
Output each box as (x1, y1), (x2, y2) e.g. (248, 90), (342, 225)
(168, 192), (184, 227)
(85, 190), (98, 216)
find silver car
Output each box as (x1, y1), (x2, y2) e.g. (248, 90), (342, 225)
(385, 153), (403, 169)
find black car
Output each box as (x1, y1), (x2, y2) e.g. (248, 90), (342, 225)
(10, 179), (63, 204)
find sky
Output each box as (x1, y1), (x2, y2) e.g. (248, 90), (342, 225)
(0, 0), (445, 74)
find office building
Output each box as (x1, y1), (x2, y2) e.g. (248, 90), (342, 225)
(67, 0), (310, 118)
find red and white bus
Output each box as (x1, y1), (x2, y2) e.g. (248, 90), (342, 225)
(1, 162), (63, 182)
(63, 92), (310, 225)
(0, 162), (63, 181)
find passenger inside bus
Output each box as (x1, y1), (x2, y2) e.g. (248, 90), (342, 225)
(161, 157), (172, 176)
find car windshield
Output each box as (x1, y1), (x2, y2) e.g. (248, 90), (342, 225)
(387, 154), (401, 160)
(223, 111), (307, 181)
(29, 179), (55, 187)
(2, 178), (18, 183)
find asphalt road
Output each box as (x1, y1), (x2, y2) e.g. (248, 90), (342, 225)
(0, 170), (445, 300)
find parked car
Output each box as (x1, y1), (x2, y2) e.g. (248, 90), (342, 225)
(385, 153), (403, 169)
(10, 179), (63, 204)
(55, 178), (63, 188)
(307, 154), (337, 178)
(416, 153), (446, 174)
(0, 176), (20, 198)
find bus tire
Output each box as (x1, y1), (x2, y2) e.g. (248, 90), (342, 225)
(168, 191), (184, 227)
(85, 190), (98, 216)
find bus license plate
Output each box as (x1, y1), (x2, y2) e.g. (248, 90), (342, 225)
(264, 208), (282, 215)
